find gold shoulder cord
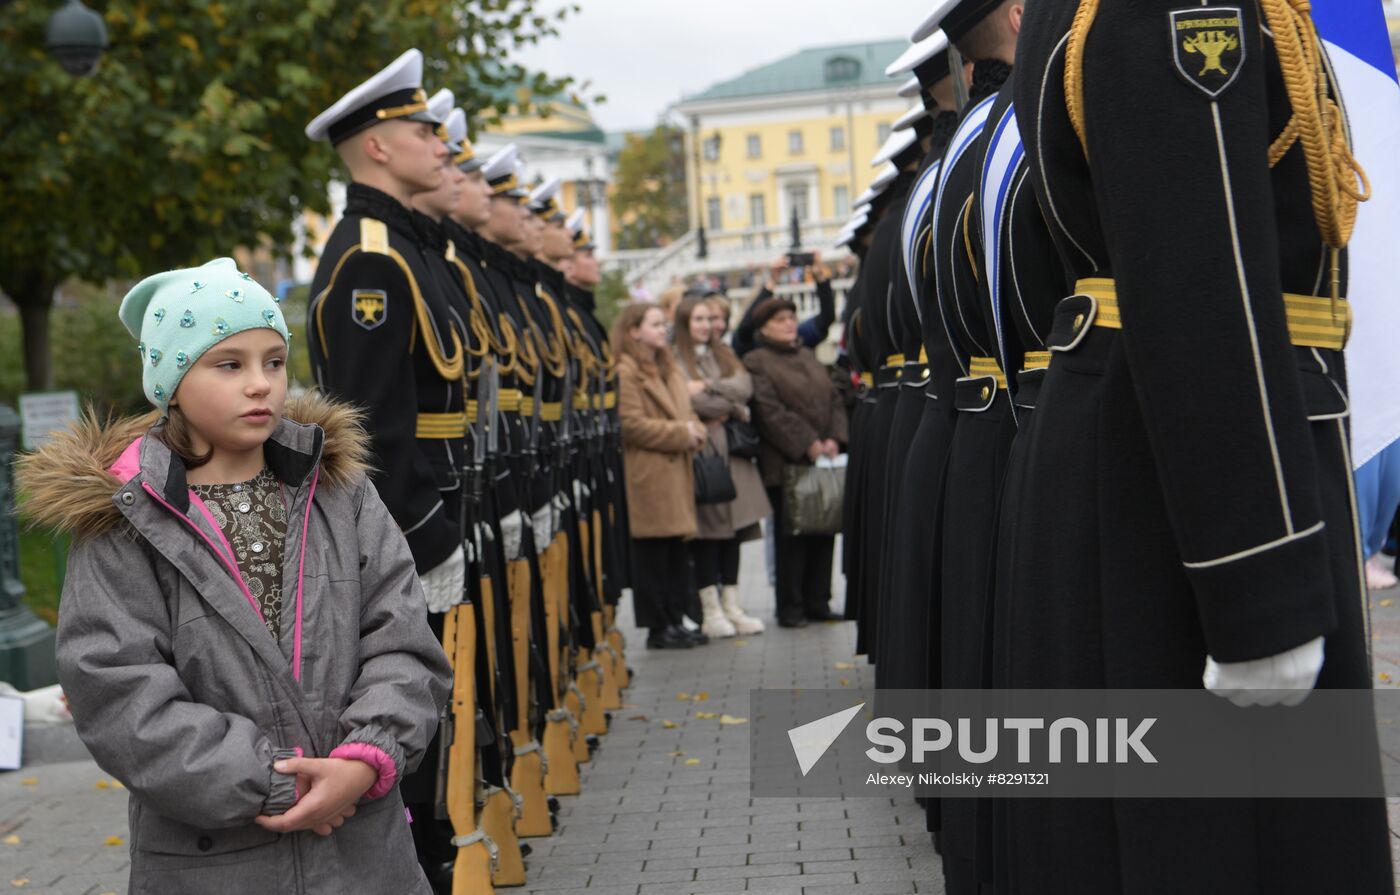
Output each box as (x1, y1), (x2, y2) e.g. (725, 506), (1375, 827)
(518, 294), (566, 379)
(532, 285), (571, 377)
(358, 219), (465, 381)
(510, 313), (538, 387)
(314, 221), (465, 382)
(960, 195), (980, 282)
(1065, 0), (1368, 308)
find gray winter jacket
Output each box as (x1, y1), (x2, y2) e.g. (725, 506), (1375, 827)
(17, 394), (452, 895)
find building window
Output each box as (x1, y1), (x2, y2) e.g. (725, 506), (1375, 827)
(703, 135), (721, 162)
(785, 184), (810, 222)
(833, 185), (850, 219)
(788, 130), (804, 155)
(829, 126), (845, 151)
(876, 122), (892, 145)
(746, 134), (761, 158)
(706, 197), (722, 231)
(749, 194), (766, 227)
(823, 56), (862, 84)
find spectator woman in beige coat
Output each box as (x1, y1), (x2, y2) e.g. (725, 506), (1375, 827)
(673, 294), (771, 638)
(612, 302), (709, 649)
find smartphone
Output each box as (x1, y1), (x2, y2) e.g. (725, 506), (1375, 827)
(786, 251), (815, 267)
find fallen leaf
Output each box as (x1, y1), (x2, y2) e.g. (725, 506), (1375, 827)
(112, 781), (124, 790)
(694, 692), (709, 701)
(1380, 672), (1392, 683)
(719, 714), (748, 725)
(1382, 599), (1394, 608)
(11, 880), (29, 888)
(676, 692), (692, 701)
(627, 714), (650, 722)
(669, 751), (686, 757)
(734, 639), (749, 647)
(19, 779), (36, 787)
(95, 779), (110, 789)
(621, 703), (638, 709)
(684, 758), (701, 766)
(839, 678), (851, 687)
(694, 711), (718, 720)
(661, 720), (679, 729)
(834, 661), (855, 670)
(1, 835), (17, 846)
(103, 835), (123, 847)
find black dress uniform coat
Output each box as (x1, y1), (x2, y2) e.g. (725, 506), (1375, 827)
(874, 112), (961, 694)
(1000, 1), (1392, 891)
(306, 180), (468, 834)
(840, 268), (874, 634)
(852, 180), (911, 659)
(308, 183), (466, 574)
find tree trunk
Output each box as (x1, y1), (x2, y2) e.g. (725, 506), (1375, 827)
(18, 295), (54, 393)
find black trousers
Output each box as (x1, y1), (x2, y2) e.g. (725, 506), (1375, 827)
(630, 535), (690, 630)
(766, 486), (835, 619)
(690, 537), (740, 590)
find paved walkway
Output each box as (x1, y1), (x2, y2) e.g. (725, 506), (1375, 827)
(7, 540), (1400, 893)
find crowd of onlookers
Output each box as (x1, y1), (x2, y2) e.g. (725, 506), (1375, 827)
(610, 257), (850, 648)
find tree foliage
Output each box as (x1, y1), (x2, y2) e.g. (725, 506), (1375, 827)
(609, 124), (688, 251)
(0, 0), (584, 390)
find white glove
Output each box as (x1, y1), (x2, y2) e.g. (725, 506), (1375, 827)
(532, 503), (554, 552)
(1203, 636), (1324, 707)
(501, 509), (526, 561)
(574, 479), (591, 509)
(420, 545), (466, 614)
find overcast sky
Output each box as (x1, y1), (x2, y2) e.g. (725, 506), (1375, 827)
(512, 0), (937, 132)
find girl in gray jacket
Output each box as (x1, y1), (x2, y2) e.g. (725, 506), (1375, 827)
(17, 258), (452, 895)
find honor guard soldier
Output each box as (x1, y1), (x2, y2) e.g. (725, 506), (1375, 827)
(475, 142), (578, 832)
(405, 90), (533, 891)
(1000, 1), (1393, 891)
(871, 30), (960, 697)
(303, 49), (474, 891)
(561, 210), (634, 702)
(906, 1), (1039, 889)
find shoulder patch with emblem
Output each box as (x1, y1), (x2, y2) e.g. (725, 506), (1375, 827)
(1169, 6), (1245, 98)
(352, 289), (388, 330)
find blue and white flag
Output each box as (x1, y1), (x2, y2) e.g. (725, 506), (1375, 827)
(1315, 1), (1400, 469)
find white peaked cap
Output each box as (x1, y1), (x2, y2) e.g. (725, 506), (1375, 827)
(912, 0), (962, 42)
(305, 48), (438, 143)
(482, 144), (518, 181)
(885, 29), (950, 77)
(871, 126), (918, 167)
(426, 88), (454, 123)
(446, 108), (468, 146)
(871, 163), (900, 191)
(528, 176), (562, 207)
(893, 103), (930, 132)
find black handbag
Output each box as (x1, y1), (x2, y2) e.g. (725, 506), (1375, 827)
(693, 440), (737, 505)
(723, 417), (762, 459)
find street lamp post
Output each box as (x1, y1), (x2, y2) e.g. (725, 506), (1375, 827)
(45, 0), (108, 77)
(0, 406), (57, 691)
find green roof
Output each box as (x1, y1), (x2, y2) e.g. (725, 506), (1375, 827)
(681, 39), (909, 103)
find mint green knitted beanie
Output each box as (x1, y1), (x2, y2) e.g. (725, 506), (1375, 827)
(118, 257), (291, 411)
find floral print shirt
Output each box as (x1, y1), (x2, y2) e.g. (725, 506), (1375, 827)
(191, 467), (288, 639)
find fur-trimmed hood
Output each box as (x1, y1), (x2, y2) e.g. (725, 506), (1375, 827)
(16, 392), (371, 540)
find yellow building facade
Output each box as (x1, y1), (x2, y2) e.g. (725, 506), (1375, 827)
(673, 40), (911, 237)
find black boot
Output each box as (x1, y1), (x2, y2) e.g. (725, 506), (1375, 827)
(647, 625), (694, 649)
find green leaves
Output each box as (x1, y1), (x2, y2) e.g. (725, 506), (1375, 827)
(0, 0), (587, 390)
(612, 125), (689, 250)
